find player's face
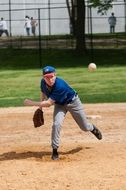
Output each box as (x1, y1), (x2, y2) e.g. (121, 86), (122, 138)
(43, 74), (56, 86)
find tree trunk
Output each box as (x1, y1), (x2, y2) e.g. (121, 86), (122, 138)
(66, 0), (86, 53)
(76, 0), (86, 53)
(66, 0), (76, 35)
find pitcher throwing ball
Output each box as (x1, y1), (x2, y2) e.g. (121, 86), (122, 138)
(24, 66), (102, 160)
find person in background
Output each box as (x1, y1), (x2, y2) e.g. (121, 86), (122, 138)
(31, 17), (38, 36)
(0, 17), (9, 37)
(24, 15), (31, 36)
(108, 12), (117, 33)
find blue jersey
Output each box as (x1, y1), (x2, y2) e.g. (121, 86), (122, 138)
(41, 77), (76, 105)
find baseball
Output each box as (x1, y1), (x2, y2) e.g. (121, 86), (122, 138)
(88, 63), (97, 71)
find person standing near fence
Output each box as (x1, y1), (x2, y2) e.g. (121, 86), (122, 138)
(0, 17), (9, 37)
(31, 17), (38, 36)
(108, 13), (117, 33)
(24, 15), (31, 36)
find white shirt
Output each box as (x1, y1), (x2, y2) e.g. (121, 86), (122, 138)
(0, 20), (8, 30)
(25, 18), (31, 28)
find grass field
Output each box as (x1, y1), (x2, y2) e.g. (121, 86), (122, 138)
(0, 49), (126, 107)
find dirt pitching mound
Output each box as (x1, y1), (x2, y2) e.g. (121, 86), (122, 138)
(0, 103), (126, 190)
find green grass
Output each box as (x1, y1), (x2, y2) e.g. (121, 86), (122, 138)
(58, 67), (126, 103)
(0, 66), (126, 107)
(0, 48), (126, 107)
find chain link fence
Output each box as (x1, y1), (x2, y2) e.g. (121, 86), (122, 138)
(0, 1), (125, 50)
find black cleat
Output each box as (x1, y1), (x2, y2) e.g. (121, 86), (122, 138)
(91, 125), (102, 140)
(51, 149), (59, 160)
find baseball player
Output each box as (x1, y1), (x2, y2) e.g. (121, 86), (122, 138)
(24, 66), (102, 160)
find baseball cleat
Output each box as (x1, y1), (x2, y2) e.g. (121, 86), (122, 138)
(51, 149), (59, 160)
(91, 125), (102, 140)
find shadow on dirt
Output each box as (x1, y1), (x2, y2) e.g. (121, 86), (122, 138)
(0, 146), (90, 161)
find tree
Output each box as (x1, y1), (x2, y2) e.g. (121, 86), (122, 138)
(66, 0), (77, 36)
(90, 0), (113, 14)
(66, 0), (114, 53)
(66, 0), (86, 53)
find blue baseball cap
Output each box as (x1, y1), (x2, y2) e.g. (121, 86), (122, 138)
(42, 66), (56, 76)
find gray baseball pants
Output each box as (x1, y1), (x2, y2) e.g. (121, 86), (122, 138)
(51, 95), (94, 149)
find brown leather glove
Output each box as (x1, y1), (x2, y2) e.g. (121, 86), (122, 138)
(33, 108), (44, 128)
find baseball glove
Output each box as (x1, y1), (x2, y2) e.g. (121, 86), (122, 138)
(33, 108), (44, 128)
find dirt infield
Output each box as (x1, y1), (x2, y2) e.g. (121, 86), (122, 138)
(0, 103), (126, 190)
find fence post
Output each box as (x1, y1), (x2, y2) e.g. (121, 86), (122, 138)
(38, 8), (42, 68)
(9, 0), (12, 36)
(124, 0), (126, 33)
(48, 0), (51, 35)
(89, 6), (94, 62)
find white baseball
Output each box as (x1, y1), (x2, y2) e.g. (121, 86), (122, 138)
(88, 63), (97, 71)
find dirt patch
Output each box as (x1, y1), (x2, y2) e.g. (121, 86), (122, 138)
(0, 103), (126, 190)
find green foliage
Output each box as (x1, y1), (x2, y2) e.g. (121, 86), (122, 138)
(0, 49), (39, 69)
(90, 0), (113, 15)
